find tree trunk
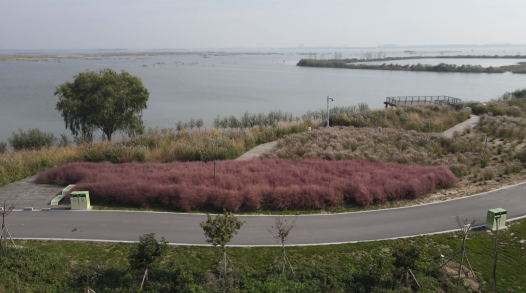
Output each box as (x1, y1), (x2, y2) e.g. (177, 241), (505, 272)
(222, 246), (227, 279)
(458, 233), (467, 277)
(2, 214), (6, 253)
(2, 225), (6, 253)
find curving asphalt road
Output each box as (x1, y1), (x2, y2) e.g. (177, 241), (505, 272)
(9, 182), (526, 246)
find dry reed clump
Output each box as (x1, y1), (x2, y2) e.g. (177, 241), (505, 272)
(478, 114), (526, 140)
(261, 127), (483, 172)
(0, 146), (84, 186)
(330, 106), (471, 133)
(36, 160), (458, 211)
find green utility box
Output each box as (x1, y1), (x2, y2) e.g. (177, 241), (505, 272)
(70, 191), (91, 210)
(486, 208), (507, 230)
(70, 192), (79, 209)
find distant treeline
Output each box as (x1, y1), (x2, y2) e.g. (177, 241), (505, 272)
(317, 54), (526, 64)
(297, 58), (526, 74)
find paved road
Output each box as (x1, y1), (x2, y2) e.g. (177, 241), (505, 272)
(9, 183), (526, 246)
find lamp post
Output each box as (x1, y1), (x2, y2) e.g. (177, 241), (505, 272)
(326, 95), (333, 127)
(493, 215), (501, 293)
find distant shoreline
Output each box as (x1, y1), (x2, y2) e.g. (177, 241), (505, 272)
(297, 55), (526, 74)
(0, 51), (282, 63)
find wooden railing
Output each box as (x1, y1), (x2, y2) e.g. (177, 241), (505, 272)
(385, 96), (462, 108)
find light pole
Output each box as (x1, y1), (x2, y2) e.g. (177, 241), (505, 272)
(493, 215), (501, 293)
(326, 95), (333, 127)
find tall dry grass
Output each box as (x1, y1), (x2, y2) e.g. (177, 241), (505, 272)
(478, 114), (526, 140)
(0, 146), (84, 186)
(261, 127), (485, 178)
(330, 106), (471, 133)
(0, 121), (319, 187)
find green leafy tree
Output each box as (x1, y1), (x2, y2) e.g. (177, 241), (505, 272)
(176, 121), (183, 132)
(240, 111), (251, 129)
(55, 68), (149, 141)
(200, 211), (245, 279)
(213, 115), (221, 129)
(189, 118), (196, 131)
(0, 141), (7, 153)
(196, 118), (204, 132)
(128, 233), (168, 289)
(392, 242), (421, 287)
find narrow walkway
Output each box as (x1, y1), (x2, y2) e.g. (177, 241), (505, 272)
(442, 115), (480, 138)
(235, 141), (278, 160)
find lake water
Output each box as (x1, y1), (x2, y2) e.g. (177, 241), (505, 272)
(1, 47), (525, 143)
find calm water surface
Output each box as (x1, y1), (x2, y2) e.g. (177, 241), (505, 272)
(0, 47), (525, 142)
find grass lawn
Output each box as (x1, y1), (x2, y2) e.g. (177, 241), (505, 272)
(16, 218), (526, 292)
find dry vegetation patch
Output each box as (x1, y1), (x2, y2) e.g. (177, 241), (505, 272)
(261, 126), (483, 170)
(261, 123), (526, 207)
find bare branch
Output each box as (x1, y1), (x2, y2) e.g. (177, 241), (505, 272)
(454, 215), (477, 278)
(1, 196), (19, 252)
(268, 216), (297, 245)
(269, 216), (297, 276)
(1, 199), (16, 218)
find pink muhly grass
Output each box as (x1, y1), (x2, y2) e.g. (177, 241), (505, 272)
(36, 159), (458, 211)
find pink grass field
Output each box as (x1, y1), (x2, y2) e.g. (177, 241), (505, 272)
(36, 160), (458, 211)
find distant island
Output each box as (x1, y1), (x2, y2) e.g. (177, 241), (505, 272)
(297, 55), (526, 74)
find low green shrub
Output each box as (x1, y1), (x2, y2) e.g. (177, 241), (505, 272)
(482, 170), (495, 181)
(505, 162), (523, 175)
(8, 128), (55, 150)
(480, 158), (490, 168)
(0, 141), (6, 153)
(449, 164), (470, 179)
(84, 143), (148, 163)
(57, 134), (71, 147)
(515, 148), (526, 163)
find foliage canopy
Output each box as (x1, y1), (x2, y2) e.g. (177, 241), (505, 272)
(128, 233), (167, 271)
(200, 211), (244, 251)
(55, 68), (149, 141)
(8, 128), (55, 150)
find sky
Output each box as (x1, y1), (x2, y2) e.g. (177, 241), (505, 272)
(1, 0), (525, 50)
